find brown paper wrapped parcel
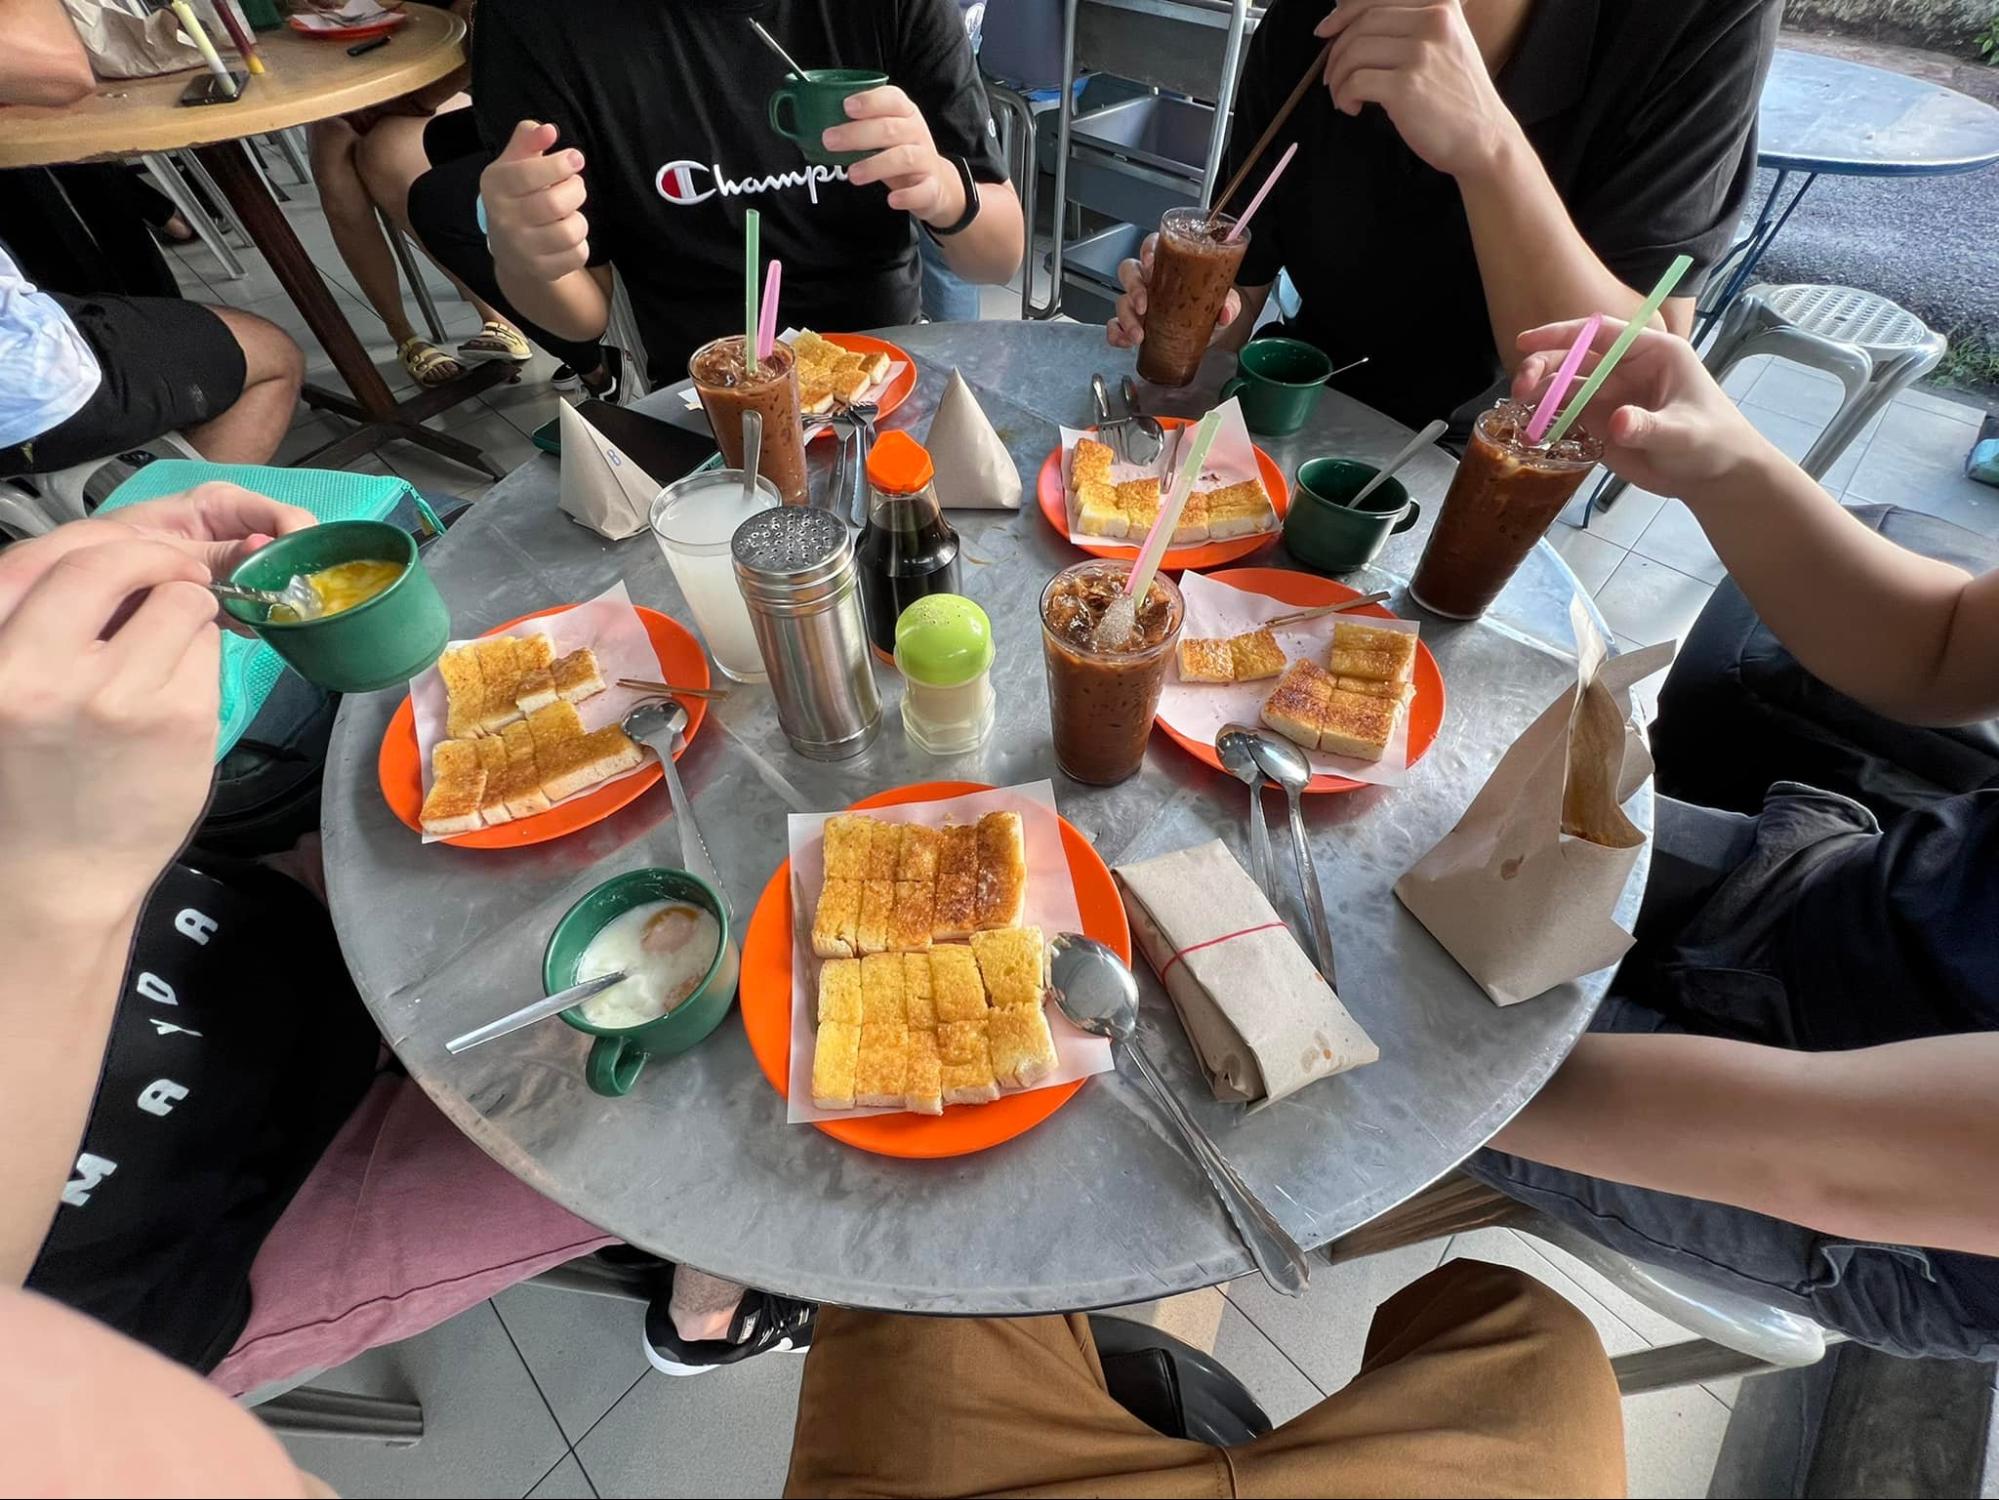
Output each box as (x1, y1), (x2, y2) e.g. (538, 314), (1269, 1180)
(1116, 839), (1378, 1107)
(1396, 597), (1673, 1006)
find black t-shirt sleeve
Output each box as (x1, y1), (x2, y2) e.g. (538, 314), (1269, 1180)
(1217, 1), (1317, 288)
(895, 0), (1009, 185)
(1567, 1), (1780, 295)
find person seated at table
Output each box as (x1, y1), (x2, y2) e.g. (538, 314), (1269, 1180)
(458, 0), (1025, 384)
(0, 242), (303, 475)
(292, 0), (533, 387)
(1461, 318), (1999, 1361)
(1106, 0), (1782, 431)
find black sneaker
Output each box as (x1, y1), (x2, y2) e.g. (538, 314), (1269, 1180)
(550, 362), (583, 392)
(579, 346), (625, 406)
(642, 1268), (816, 1377)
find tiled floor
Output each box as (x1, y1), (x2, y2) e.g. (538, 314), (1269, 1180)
(169, 181), (1993, 1499)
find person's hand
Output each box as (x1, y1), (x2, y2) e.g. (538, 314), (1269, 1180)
(823, 87), (964, 227)
(0, 538), (222, 923)
(1315, 0), (1520, 179)
(481, 121), (592, 283)
(1512, 319), (1773, 498)
(1105, 233), (1243, 350)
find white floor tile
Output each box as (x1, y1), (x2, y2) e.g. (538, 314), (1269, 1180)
(1742, 361), (1846, 427)
(1622, 1383), (1735, 1500)
(1630, 499), (1725, 586)
(1211, 1300), (1328, 1424)
(575, 1354), (805, 1499)
(493, 1281), (652, 1446)
(1593, 554), (1714, 650)
(1225, 1239), (1449, 1393)
(1110, 1286), (1229, 1352)
(524, 1453), (597, 1499)
(1718, 356), (1769, 399)
(1549, 521), (1629, 595)
(1565, 479), (1667, 549)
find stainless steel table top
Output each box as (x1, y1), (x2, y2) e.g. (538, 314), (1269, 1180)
(320, 320), (1649, 1314)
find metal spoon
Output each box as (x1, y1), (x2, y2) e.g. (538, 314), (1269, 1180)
(210, 576), (322, 620)
(1216, 723), (1275, 902)
(445, 970), (630, 1055)
(1247, 733), (1338, 991)
(621, 701), (729, 917)
(1348, 418), (1449, 511)
(1118, 375), (1165, 468)
(1091, 372), (1134, 465)
(740, 407), (763, 509)
(1049, 932), (1310, 1297)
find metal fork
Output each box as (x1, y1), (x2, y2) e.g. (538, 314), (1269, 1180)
(1091, 372), (1135, 464)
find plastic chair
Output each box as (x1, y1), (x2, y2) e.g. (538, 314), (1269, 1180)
(1327, 1176), (1835, 1394)
(1594, 284), (1945, 514)
(0, 430), (204, 540)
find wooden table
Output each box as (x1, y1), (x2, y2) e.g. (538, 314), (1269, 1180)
(0, 7), (509, 479)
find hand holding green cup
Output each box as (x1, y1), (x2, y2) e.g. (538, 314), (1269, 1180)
(769, 69), (891, 167)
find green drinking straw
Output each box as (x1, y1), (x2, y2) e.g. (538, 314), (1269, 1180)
(1540, 254), (1693, 448)
(745, 209), (762, 376)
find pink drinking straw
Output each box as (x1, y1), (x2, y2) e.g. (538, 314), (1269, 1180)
(1524, 313), (1603, 444)
(757, 260), (783, 361)
(1223, 141), (1297, 242)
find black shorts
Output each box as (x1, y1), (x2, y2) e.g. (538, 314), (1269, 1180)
(421, 105), (484, 165)
(0, 294), (245, 477)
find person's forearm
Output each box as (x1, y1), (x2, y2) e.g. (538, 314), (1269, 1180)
(2, 0), (95, 106)
(0, 886), (139, 1285)
(1491, 1032), (1999, 1257)
(928, 183), (1024, 286)
(1457, 128), (1687, 365)
(493, 262), (610, 346)
(1682, 441), (1997, 723)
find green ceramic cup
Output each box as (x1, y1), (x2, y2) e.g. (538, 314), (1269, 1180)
(1219, 337), (1335, 437)
(1285, 458), (1422, 573)
(547, 869), (741, 1098)
(768, 68), (890, 167)
(221, 519), (449, 693)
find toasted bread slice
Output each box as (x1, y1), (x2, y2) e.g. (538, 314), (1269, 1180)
(970, 926), (1045, 1011)
(1178, 637), (1234, 684)
(857, 879), (894, 955)
(938, 823), (978, 878)
(901, 952), (937, 1029)
(1116, 478), (1161, 536)
(516, 634), (555, 673)
(439, 647), (486, 741)
(474, 736), (514, 827)
(1335, 674), (1417, 705)
(828, 355), (870, 404)
(821, 813), (874, 882)
(540, 726), (643, 801)
(1074, 479), (1126, 539)
(859, 952), (905, 1026)
(939, 1020), (999, 1105)
(1228, 628), (1287, 682)
(473, 638), (530, 733)
(903, 1029), (943, 1115)
(973, 811), (1027, 931)
(526, 699), (584, 754)
(420, 739), (487, 836)
(513, 667), (558, 714)
(812, 878), (862, 959)
(792, 329), (839, 366)
(1329, 621), (1417, 684)
(987, 1004), (1059, 1089)
(798, 374), (837, 416)
(551, 647), (606, 703)
(1262, 659), (1337, 752)
(1071, 438), (1115, 490)
(855, 348), (892, 387)
(1317, 687), (1399, 762)
(928, 944), (986, 1023)
(817, 958), (864, 1025)
(1202, 479), (1275, 539)
(897, 823), (942, 882)
(1171, 490), (1210, 547)
(811, 1021), (861, 1110)
(854, 1023), (910, 1107)
(497, 720), (553, 819)
(890, 881), (934, 952)
(865, 819), (902, 880)
(932, 872), (977, 941)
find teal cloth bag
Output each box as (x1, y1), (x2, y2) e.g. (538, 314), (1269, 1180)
(97, 462), (444, 759)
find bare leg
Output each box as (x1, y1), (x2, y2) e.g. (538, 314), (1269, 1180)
(184, 306), (305, 464)
(356, 103), (513, 332)
(307, 119), (419, 346)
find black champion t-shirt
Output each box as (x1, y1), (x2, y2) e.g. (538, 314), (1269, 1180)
(1223, 0), (1780, 430)
(472, 0), (1007, 377)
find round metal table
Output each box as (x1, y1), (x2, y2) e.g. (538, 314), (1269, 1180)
(320, 321), (1650, 1314)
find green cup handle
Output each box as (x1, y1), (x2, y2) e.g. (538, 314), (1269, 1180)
(769, 87), (804, 143)
(586, 1034), (646, 1097)
(1392, 499), (1422, 534)
(1220, 375), (1249, 403)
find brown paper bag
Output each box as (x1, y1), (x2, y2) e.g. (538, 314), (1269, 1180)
(1394, 597), (1672, 1006)
(61, 0), (201, 80)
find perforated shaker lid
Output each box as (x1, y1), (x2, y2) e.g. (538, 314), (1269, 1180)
(731, 506), (855, 609)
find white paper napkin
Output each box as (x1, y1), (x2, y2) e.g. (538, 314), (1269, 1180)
(557, 399), (662, 540)
(925, 369), (1021, 510)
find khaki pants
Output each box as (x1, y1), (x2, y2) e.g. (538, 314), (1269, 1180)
(786, 1259), (1625, 1498)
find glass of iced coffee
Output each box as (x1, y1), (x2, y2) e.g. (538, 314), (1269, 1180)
(1136, 207), (1248, 389)
(1408, 400), (1605, 620)
(1040, 560), (1184, 785)
(689, 336), (809, 507)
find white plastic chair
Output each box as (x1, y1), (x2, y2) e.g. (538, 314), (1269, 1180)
(0, 431), (204, 540)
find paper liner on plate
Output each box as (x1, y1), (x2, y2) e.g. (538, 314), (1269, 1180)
(782, 780), (1113, 1124)
(408, 580), (668, 842)
(1057, 396), (1275, 547)
(677, 328), (905, 436)
(1158, 571), (1415, 788)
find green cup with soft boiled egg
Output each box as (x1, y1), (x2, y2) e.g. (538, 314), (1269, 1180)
(545, 868), (740, 1097)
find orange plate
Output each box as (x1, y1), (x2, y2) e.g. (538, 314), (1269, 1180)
(1036, 417), (1291, 573)
(739, 781), (1132, 1159)
(803, 333), (918, 443)
(377, 605), (710, 849)
(1158, 569), (1447, 794)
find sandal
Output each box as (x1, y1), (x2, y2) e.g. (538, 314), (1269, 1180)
(457, 320), (533, 364)
(397, 337), (465, 388)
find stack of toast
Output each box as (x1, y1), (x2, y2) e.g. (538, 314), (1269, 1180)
(1069, 437), (1275, 545)
(418, 637), (644, 835)
(1260, 620), (1417, 763)
(810, 927), (1061, 1114)
(792, 329), (893, 415)
(1177, 626), (1287, 684)
(810, 811), (1027, 958)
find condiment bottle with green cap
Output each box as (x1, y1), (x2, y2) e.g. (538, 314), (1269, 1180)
(893, 594), (996, 755)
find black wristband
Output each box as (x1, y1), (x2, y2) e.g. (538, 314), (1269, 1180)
(924, 155), (982, 238)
